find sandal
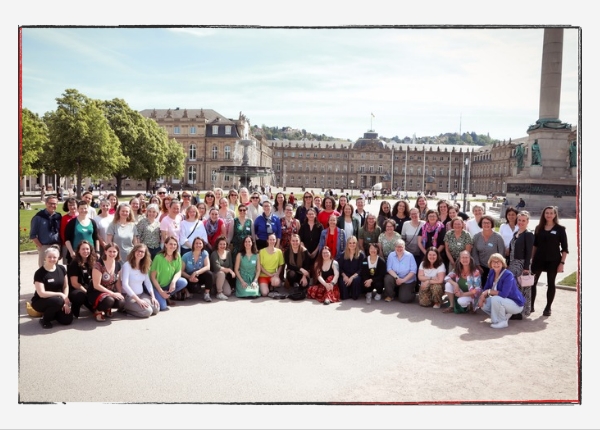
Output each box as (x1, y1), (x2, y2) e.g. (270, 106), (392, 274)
(94, 311), (105, 322)
(442, 307), (454, 313)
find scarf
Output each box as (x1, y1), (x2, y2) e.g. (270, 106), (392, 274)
(421, 221), (443, 249)
(205, 218), (219, 237)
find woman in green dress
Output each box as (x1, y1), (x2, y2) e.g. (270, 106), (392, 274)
(229, 204), (254, 260)
(234, 236), (261, 298)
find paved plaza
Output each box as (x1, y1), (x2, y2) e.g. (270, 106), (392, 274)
(8, 190), (590, 428)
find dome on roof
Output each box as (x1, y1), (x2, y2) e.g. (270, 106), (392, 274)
(353, 131), (385, 150)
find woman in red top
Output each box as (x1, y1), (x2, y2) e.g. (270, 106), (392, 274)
(317, 196), (340, 227)
(204, 208), (226, 251)
(60, 197), (78, 263)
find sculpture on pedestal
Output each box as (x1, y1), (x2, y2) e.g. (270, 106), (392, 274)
(569, 141), (577, 168)
(531, 140), (542, 166)
(515, 144), (524, 169)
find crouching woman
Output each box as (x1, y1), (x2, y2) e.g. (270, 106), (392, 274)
(478, 253), (525, 329)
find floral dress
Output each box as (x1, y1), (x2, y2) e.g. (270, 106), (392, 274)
(279, 217), (300, 253)
(307, 260), (340, 303)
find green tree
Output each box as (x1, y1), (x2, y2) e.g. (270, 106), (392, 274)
(163, 137), (186, 183)
(103, 98), (173, 196)
(21, 108), (48, 180)
(140, 117), (170, 191)
(45, 89), (127, 199)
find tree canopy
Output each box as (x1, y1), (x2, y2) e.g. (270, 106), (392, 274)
(21, 108), (48, 177)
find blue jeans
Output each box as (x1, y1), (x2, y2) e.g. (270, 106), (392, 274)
(153, 278), (188, 311)
(481, 295), (524, 324)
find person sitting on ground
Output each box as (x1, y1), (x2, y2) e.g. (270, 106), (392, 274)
(31, 246), (73, 329)
(417, 247), (446, 309)
(67, 240), (96, 319)
(360, 243), (387, 304)
(209, 236), (235, 300)
(283, 234), (311, 298)
(443, 250), (482, 314)
(258, 233), (285, 298)
(234, 236), (261, 299)
(120, 243), (160, 318)
(181, 237), (214, 302)
(478, 253), (525, 329)
(90, 242), (125, 322)
(383, 239), (417, 303)
(337, 235), (365, 301)
(150, 236), (188, 310)
(306, 246), (340, 305)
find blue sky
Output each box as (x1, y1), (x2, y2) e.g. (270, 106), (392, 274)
(20, 26), (579, 142)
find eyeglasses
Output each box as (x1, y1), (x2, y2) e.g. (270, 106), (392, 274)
(252, 196), (260, 200)
(205, 194), (214, 198)
(239, 208), (247, 212)
(183, 195), (191, 198)
(158, 192), (166, 195)
(304, 196), (312, 199)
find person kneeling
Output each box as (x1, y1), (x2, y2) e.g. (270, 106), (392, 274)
(478, 253), (524, 329)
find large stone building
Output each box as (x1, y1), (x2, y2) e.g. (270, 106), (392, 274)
(139, 108), (273, 190)
(269, 131), (480, 196)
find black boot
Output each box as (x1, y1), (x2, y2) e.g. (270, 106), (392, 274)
(510, 313), (523, 320)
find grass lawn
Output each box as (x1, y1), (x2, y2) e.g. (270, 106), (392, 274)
(559, 272), (578, 287)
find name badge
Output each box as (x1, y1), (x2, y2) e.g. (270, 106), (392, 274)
(457, 242), (462, 246)
(246, 227), (251, 231)
(48, 278), (55, 282)
(550, 230), (557, 235)
(487, 242), (494, 247)
(252, 260), (256, 265)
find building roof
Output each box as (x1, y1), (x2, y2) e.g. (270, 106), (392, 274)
(139, 108), (237, 124)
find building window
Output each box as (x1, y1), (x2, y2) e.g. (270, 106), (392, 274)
(369, 166), (374, 173)
(378, 165), (383, 173)
(211, 170), (217, 182)
(174, 126), (180, 135)
(224, 146), (231, 160)
(190, 126), (196, 135)
(212, 146), (218, 159)
(291, 152), (295, 158)
(417, 167), (421, 175)
(299, 153), (303, 158)
(276, 151), (281, 157)
(212, 125), (219, 135)
(225, 126), (232, 135)
(188, 144), (197, 161)
(187, 165), (197, 184)
(290, 176), (294, 184)
(409, 167), (413, 175)
(224, 174), (230, 182)
(440, 167), (444, 176)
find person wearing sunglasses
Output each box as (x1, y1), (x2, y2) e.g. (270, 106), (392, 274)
(247, 193), (263, 222)
(294, 191), (318, 225)
(229, 204), (255, 260)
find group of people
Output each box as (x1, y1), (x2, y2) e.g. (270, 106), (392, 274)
(28, 188), (568, 331)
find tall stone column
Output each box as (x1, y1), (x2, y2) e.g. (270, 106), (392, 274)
(539, 29), (564, 121)
(505, 28), (576, 216)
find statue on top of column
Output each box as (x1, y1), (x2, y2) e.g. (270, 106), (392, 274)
(531, 140), (542, 166)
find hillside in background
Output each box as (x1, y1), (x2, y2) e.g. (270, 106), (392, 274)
(252, 125), (498, 146)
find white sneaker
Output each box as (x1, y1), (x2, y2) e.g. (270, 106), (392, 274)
(491, 320), (508, 329)
(366, 293), (372, 304)
(216, 293), (229, 300)
(374, 293), (381, 301)
(203, 293), (212, 302)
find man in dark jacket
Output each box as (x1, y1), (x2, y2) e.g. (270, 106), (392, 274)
(29, 196), (62, 267)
